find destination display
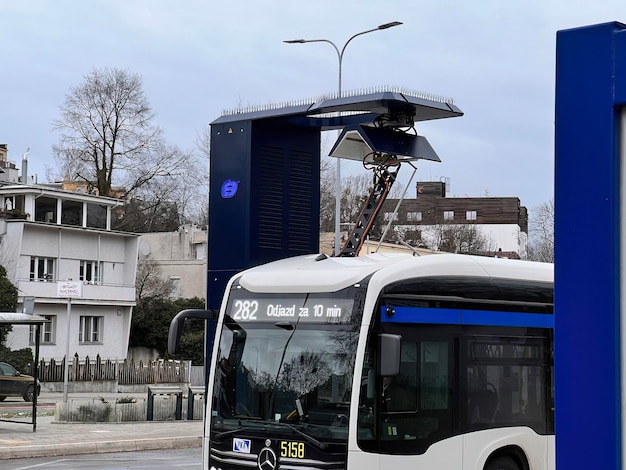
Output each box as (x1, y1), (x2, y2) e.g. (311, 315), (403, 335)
(227, 294), (354, 323)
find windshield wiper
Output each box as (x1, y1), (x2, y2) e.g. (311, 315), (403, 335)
(273, 422), (328, 450)
(214, 427), (245, 441)
(213, 418), (261, 441)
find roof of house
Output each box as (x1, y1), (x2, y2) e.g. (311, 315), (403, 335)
(0, 182), (123, 206)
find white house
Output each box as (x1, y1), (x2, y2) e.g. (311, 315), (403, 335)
(0, 183), (138, 360)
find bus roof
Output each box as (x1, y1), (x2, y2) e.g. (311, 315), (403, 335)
(236, 253), (553, 294)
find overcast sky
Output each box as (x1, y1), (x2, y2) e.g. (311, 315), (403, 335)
(2, 1), (624, 211)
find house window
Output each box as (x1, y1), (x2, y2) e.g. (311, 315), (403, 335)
(86, 203), (107, 229)
(384, 212), (399, 221)
(466, 210), (477, 221)
(30, 257), (55, 281)
(34, 196), (58, 223)
(195, 243), (206, 260)
(29, 315), (56, 345)
(61, 199), (83, 226)
(170, 276), (181, 299)
(79, 316), (103, 343)
(443, 211), (454, 221)
(407, 211), (422, 222)
(4, 195), (25, 212)
(80, 260), (102, 284)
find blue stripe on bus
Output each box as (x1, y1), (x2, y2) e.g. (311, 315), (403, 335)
(381, 306), (554, 328)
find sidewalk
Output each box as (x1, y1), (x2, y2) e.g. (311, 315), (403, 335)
(0, 392), (203, 461)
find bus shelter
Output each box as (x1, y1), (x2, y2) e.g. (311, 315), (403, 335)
(0, 312), (48, 432)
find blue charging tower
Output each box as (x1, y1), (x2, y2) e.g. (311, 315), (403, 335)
(555, 22), (626, 469)
(207, 90), (462, 311)
(208, 112), (321, 309)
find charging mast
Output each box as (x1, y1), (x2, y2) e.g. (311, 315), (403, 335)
(555, 22), (626, 469)
(206, 90), (462, 311)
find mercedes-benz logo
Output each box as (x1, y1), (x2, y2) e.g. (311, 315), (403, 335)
(257, 446), (277, 470)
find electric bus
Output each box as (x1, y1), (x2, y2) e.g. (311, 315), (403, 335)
(171, 252), (554, 470)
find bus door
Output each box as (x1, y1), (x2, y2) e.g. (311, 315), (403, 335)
(364, 322), (462, 466)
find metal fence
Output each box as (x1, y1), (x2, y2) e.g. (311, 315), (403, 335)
(37, 355), (189, 384)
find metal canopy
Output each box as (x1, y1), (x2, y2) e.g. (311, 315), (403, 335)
(0, 312), (48, 324)
(328, 125), (440, 163)
(212, 89), (463, 130)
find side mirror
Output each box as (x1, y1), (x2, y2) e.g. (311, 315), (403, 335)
(168, 309), (218, 355)
(378, 333), (401, 376)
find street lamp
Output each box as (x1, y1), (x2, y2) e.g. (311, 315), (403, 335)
(284, 21), (402, 256)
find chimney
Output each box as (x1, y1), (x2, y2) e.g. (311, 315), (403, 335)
(21, 148), (30, 184)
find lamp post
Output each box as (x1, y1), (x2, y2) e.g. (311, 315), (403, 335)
(284, 21), (402, 256)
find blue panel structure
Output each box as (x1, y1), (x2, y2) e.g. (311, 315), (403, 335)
(555, 22), (626, 469)
(208, 118), (321, 307)
(208, 120), (253, 308)
(249, 118), (321, 265)
(381, 306), (553, 328)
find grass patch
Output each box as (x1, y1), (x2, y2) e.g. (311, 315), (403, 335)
(0, 410), (54, 419)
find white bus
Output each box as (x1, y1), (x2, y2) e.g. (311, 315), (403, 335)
(172, 252), (554, 470)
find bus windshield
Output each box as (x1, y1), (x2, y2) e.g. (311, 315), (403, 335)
(211, 286), (362, 441)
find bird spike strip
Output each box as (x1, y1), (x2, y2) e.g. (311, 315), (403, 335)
(221, 85), (455, 116)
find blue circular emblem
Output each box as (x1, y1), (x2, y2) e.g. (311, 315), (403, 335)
(221, 180), (239, 199)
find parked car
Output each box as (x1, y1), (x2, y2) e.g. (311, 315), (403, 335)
(0, 361), (40, 402)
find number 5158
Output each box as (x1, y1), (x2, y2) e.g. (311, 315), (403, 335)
(280, 441), (304, 458)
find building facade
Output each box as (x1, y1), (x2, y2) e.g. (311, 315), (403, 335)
(381, 181), (528, 258)
(0, 183), (138, 359)
(137, 224), (207, 300)
(0, 144), (19, 184)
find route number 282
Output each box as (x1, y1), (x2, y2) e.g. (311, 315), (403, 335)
(280, 440), (305, 458)
(233, 300), (258, 320)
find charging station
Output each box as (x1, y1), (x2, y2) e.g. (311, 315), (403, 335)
(207, 89), (463, 310)
(555, 21), (626, 469)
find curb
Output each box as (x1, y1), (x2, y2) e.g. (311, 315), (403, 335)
(0, 435), (202, 460)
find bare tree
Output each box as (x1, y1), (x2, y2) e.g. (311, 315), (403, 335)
(135, 259), (174, 301)
(437, 224), (489, 254)
(416, 215), (491, 254)
(393, 226), (423, 246)
(191, 126), (211, 226)
(195, 126), (210, 192)
(319, 155), (336, 232)
(527, 198), (554, 263)
(111, 144), (207, 232)
(52, 67), (187, 198)
(340, 173), (371, 232)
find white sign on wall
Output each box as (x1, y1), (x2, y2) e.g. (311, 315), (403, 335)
(57, 281), (83, 298)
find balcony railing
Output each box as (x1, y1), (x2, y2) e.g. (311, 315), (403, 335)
(17, 279), (136, 303)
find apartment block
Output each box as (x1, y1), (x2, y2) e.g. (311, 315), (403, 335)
(381, 181), (528, 258)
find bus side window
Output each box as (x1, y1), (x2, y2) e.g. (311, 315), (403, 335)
(420, 341), (449, 410)
(382, 341), (417, 413)
(466, 338), (548, 434)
